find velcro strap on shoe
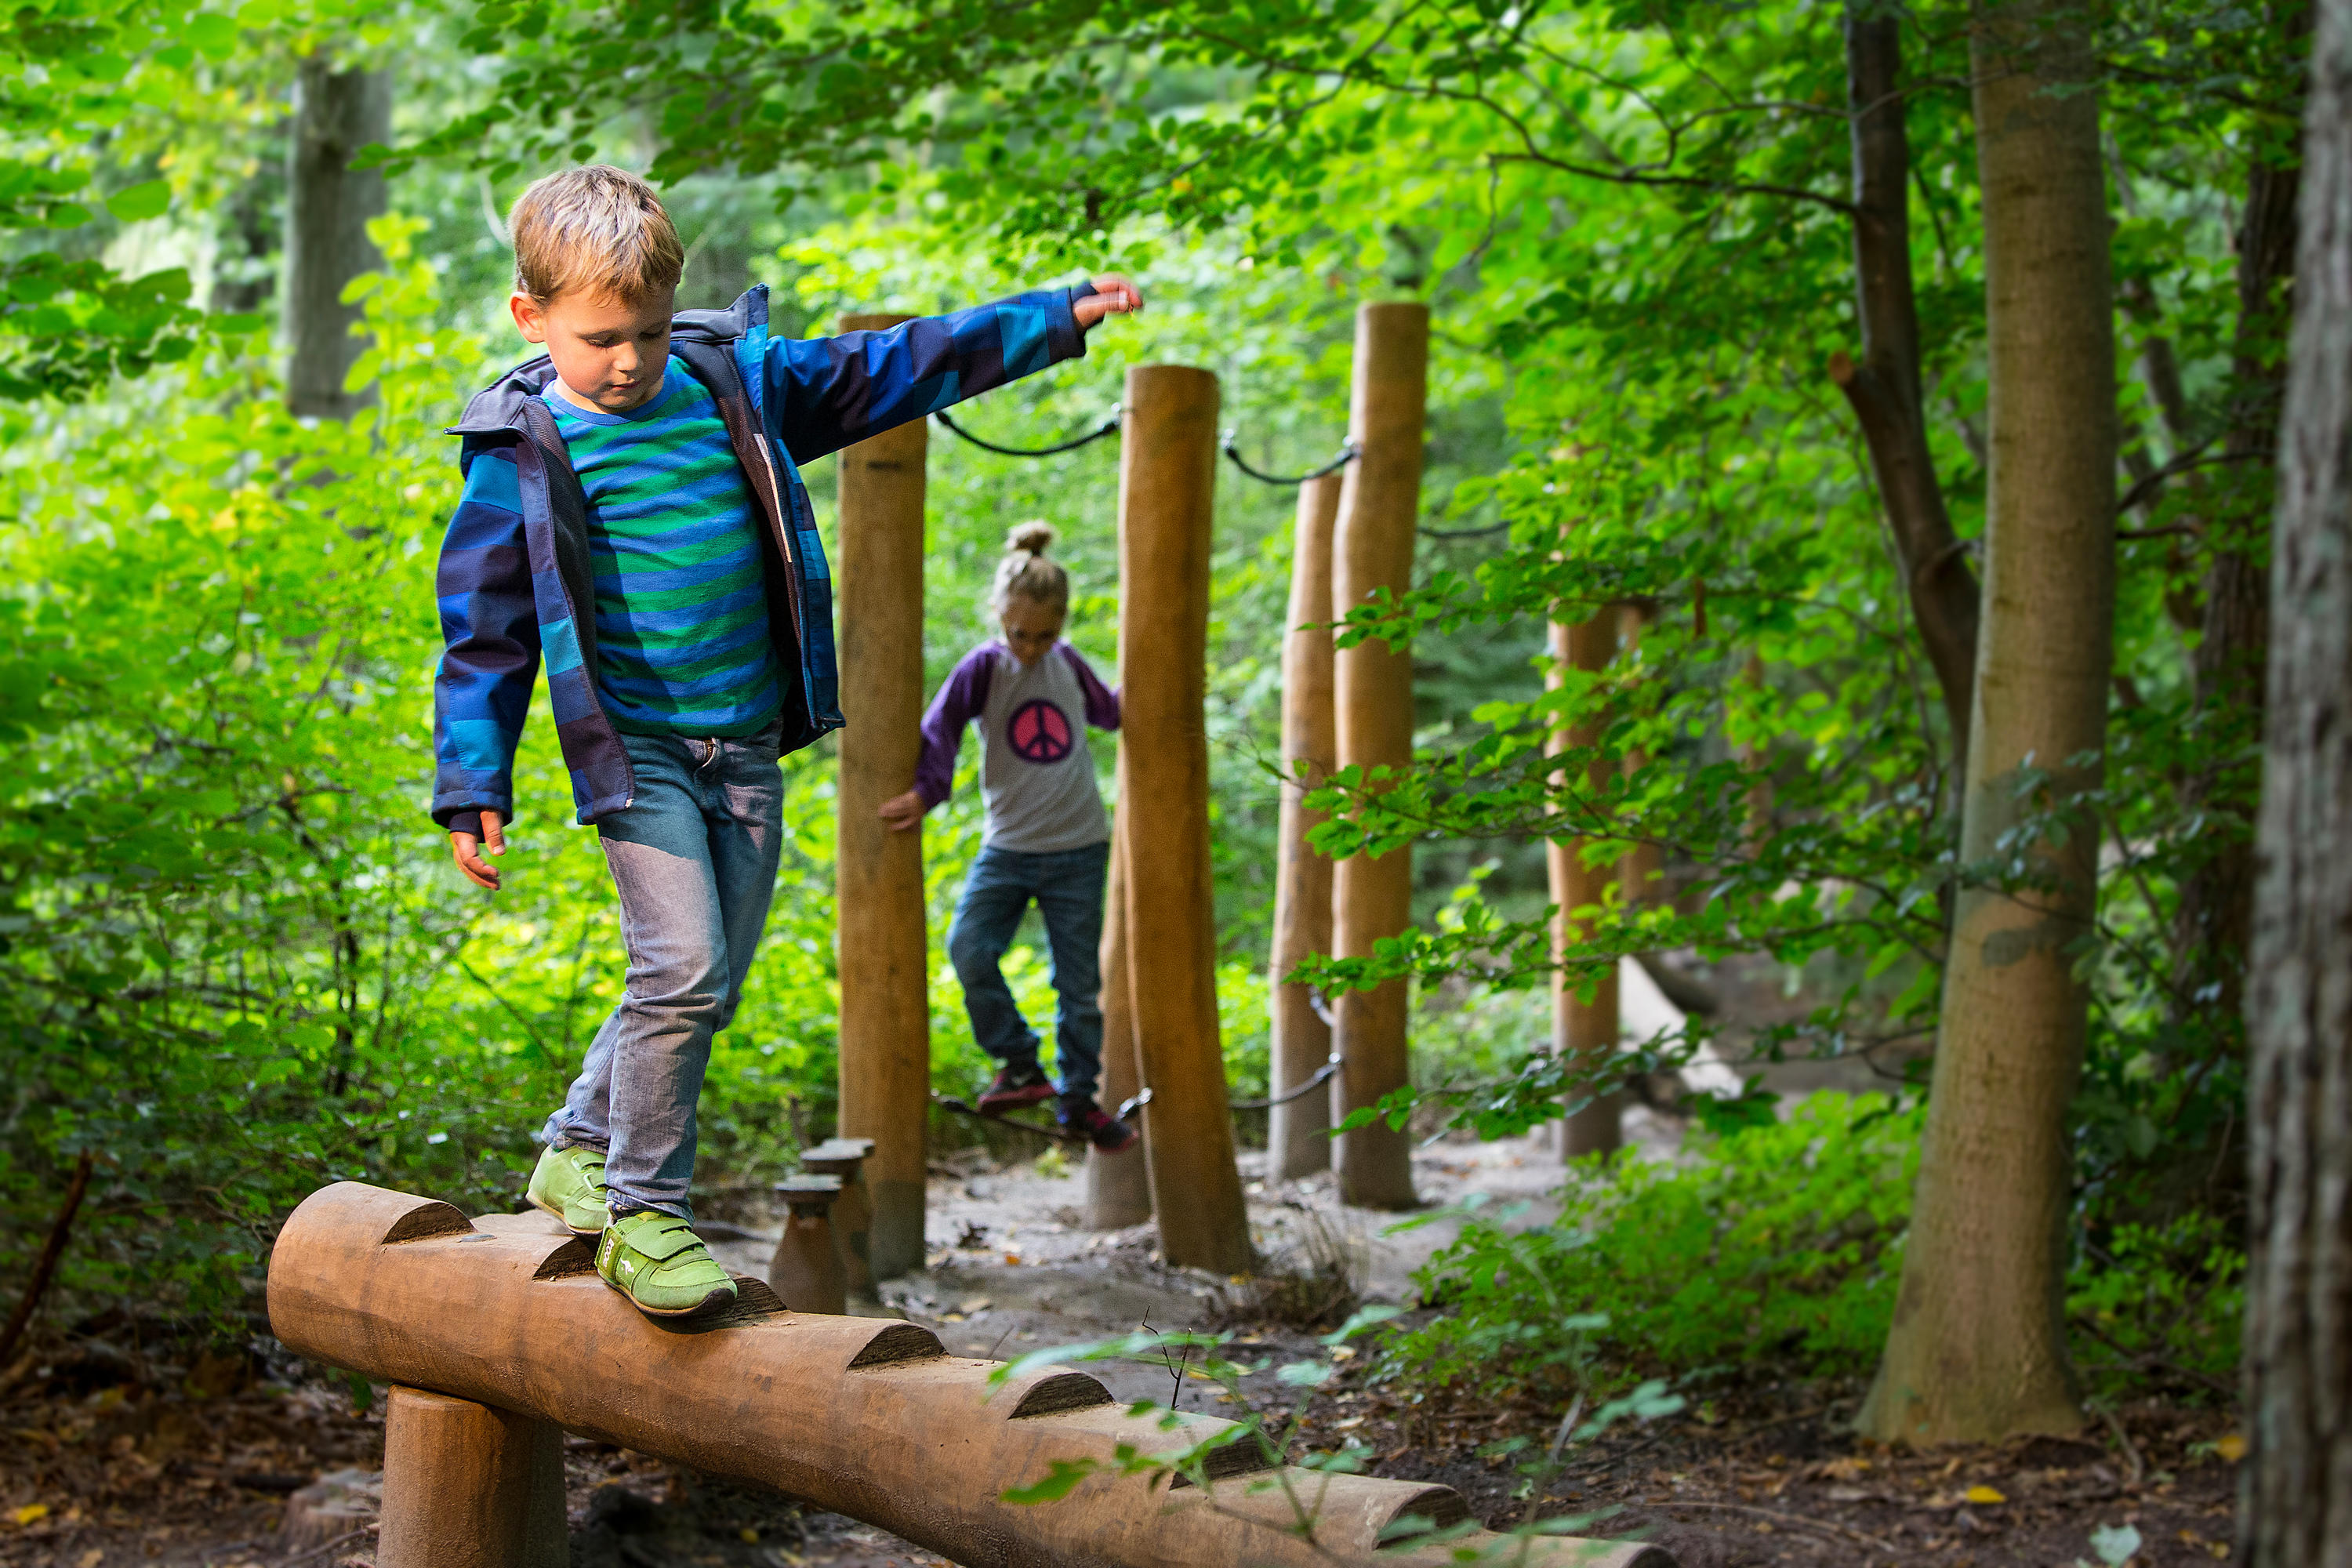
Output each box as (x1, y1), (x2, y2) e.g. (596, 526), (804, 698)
(619, 1219), (707, 1262)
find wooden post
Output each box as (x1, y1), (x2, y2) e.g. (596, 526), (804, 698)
(1330, 303), (1428, 1210)
(376, 1387), (565, 1568)
(833, 311), (931, 1281)
(1085, 797), (1153, 1228)
(768, 1175), (849, 1316)
(1549, 611), (1623, 1158)
(1116, 364), (1252, 1274)
(798, 1139), (875, 1298)
(1269, 474), (1341, 1179)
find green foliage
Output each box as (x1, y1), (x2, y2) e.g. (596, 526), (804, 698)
(2068, 1212), (2244, 1402)
(1385, 1095), (1922, 1399)
(1384, 1093), (2244, 1405)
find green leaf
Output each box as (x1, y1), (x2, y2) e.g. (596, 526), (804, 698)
(186, 14), (238, 58)
(104, 181), (171, 223)
(1001, 1457), (1098, 1504)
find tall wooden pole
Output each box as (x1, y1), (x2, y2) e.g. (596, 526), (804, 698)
(1116, 364), (1252, 1274)
(1330, 303), (1428, 1210)
(1548, 612), (1622, 1158)
(1269, 474), (1341, 1179)
(1085, 789), (1152, 1228)
(833, 311), (931, 1281)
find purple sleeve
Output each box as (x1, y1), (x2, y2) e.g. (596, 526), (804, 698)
(914, 647), (996, 806)
(1057, 644), (1121, 731)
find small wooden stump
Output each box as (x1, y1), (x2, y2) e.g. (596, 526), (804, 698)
(768, 1174), (848, 1315)
(799, 1138), (877, 1298)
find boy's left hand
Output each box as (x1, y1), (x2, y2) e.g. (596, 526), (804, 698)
(1074, 275), (1143, 328)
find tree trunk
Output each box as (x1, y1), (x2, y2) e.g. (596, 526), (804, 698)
(2172, 5), (2307, 1035)
(285, 56), (390, 419)
(1858, 0), (2116, 1445)
(1828, 2), (1981, 766)
(2243, 1), (2352, 1555)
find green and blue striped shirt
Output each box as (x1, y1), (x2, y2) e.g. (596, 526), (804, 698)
(543, 358), (781, 736)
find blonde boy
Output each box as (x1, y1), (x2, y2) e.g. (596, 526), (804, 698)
(431, 166), (1138, 1316)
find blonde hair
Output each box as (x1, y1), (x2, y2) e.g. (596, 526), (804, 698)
(990, 521), (1069, 613)
(508, 165), (684, 305)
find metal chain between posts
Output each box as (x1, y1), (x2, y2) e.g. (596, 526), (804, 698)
(932, 407), (1122, 457)
(1220, 434), (1359, 486)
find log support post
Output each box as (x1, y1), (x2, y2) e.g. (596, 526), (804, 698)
(1548, 611), (1623, 1159)
(768, 1175), (849, 1316)
(1331, 303), (1428, 1210)
(800, 1138), (877, 1298)
(376, 1386), (565, 1568)
(1085, 806), (1153, 1228)
(1116, 365), (1252, 1273)
(1269, 474), (1342, 1179)
(833, 311), (931, 1280)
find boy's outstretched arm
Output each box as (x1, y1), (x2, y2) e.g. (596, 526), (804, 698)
(433, 445), (542, 890)
(771, 274), (1143, 464)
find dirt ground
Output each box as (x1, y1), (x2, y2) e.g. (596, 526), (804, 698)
(0, 1112), (2241, 1568)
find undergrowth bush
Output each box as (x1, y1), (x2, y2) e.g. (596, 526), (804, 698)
(1381, 1091), (2244, 1406)
(1382, 1094), (1919, 1401)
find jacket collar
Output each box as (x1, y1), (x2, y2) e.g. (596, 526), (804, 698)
(445, 284), (771, 437)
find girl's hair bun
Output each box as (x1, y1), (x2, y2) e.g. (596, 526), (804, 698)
(1005, 521), (1058, 556)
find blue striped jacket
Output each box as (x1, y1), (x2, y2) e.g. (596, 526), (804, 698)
(430, 281), (1094, 836)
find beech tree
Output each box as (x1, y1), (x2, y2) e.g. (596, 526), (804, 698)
(285, 55), (392, 418)
(1857, 0), (2117, 1443)
(2245, 0), (2352, 1552)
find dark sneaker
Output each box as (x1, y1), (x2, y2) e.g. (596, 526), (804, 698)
(1061, 1102), (1138, 1153)
(978, 1066), (1055, 1112)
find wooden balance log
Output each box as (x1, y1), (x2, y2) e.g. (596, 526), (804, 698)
(269, 1182), (1672, 1568)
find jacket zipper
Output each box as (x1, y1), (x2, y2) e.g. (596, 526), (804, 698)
(511, 411), (633, 811)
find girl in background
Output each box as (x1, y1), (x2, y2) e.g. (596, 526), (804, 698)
(879, 523), (1137, 1152)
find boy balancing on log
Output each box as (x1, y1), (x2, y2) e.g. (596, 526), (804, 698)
(878, 524), (1138, 1154)
(430, 165), (1141, 1319)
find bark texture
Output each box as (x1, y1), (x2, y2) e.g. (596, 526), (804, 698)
(285, 56), (390, 419)
(2243, 1), (2352, 1554)
(1859, 0), (2115, 1444)
(1829, 3), (1981, 764)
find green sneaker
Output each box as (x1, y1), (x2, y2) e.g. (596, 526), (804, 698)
(526, 1143), (611, 1236)
(595, 1210), (738, 1319)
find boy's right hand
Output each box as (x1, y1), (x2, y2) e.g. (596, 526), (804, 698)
(452, 811), (506, 891)
(878, 789), (929, 833)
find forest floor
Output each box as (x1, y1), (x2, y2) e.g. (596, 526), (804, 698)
(0, 1115), (2241, 1568)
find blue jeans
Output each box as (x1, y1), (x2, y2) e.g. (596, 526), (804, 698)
(947, 840), (1110, 1108)
(543, 723), (784, 1218)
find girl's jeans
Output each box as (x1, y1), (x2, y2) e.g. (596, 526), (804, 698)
(543, 723), (784, 1219)
(947, 840), (1110, 1109)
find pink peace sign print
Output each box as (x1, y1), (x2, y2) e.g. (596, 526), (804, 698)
(1007, 699), (1076, 764)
